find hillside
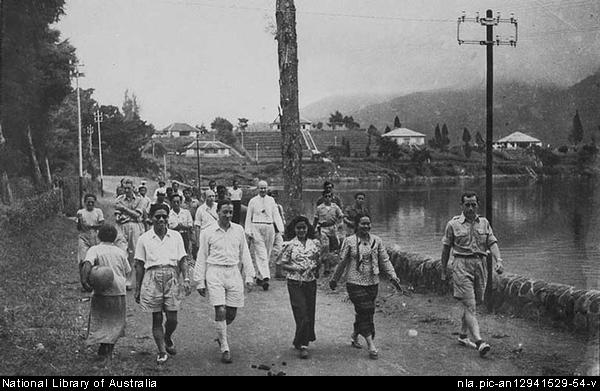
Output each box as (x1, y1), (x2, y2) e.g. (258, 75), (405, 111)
(301, 93), (395, 123)
(303, 69), (600, 147)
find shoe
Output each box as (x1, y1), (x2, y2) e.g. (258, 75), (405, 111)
(350, 334), (362, 349)
(156, 353), (168, 364)
(262, 282), (269, 291)
(299, 346), (309, 359)
(165, 338), (177, 355)
(368, 349), (379, 360)
(458, 336), (477, 349)
(478, 342), (491, 357)
(214, 338), (221, 348)
(221, 350), (232, 364)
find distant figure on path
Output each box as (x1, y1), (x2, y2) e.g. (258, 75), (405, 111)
(343, 192), (369, 237)
(329, 212), (404, 360)
(114, 178), (144, 290)
(316, 181), (343, 209)
(194, 199), (256, 364)
(153, 180), (167, 202)
(227, 180), (243, 224)
(182, 188), (201, 257)
(76, 194), (104, 271)
(440, 191), (503, 357)
(194, 189), (218, 248)
(80, 224), (130, 366)
(268, 189), (286, 279)
(168, 194), (194, 256)
(134, 204), (192, 364)
(137, 185), (152, 231)
(171, 181), (184, 198)
(245, 180), (284, 290)
(276, 216), (322, 359)
(313, 190), (343, 276)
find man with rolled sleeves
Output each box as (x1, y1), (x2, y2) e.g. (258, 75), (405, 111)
(245, 180), (284, 291)
(440, 191), (504, 357)
(114, 178), (145, 290)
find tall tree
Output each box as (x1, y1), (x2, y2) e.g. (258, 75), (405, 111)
(434, 124), (442, 149)
(441, 123), (450, 151)
(384, 125), (391, 134)
(475, 131), (485, 147)
(462, 127), (472, 158)
(394, 116), (401, 128)
(329, 110), (344, 125)
(122, 89), (140, 122)
(276, 0), (303, 217)
(568, 110), (584, 146)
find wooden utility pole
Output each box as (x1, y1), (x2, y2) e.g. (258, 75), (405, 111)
(276, 0), (303, 218)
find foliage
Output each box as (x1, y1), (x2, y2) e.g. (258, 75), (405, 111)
(568, 110), (584, 145)
(328, 110), (360, 129)
(475, 131), (485, 148)
(462, 127), (471, 144)
(376, 135), (400, 159)
(441, 123), (450, 151)
(210, 117), (236, 145)
(195, 124), (209, 134)
(558, 146), (569, 153)
(428, 123), (443, 150)
(394, 116), (401, 128)
(384, 125), (391, 134)
(1, 189), (63, 234)
(533, 146), (560, 167)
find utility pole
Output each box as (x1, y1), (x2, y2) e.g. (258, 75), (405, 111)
(276, 0), (303, 218)
(94, 109), (104, 196)
(86, 125), (93, 157)
(458, 9), (517, 311)
(70, 60), (85, 208)
(195, 130), (201, 191)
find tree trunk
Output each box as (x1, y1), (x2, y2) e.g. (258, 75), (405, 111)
(276, 0), (304, 219)
(26, 124), (44, 187)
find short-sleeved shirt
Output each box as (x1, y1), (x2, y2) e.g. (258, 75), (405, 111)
(168, 208), (193, 230)
(343, 204), (370, 228)
(228, 187), (243, 201)
(82, 242), (130, 296)
(194, 203), (218, 231)
(77, 208), (104, 237)
(332, 234), (397, 286)
(441, 213), (498, 257)
(182, 198), (201, 219)
(114, 194), (143, 224)
(314, 203), (344, 227)
(316, 194), (343, 209)
(135, 229), (187, 270)
(276, 237), (321, 282)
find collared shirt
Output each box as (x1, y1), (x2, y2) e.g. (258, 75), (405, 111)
(441, 213), (498, 257)
(228, 187), (243, 201)
(82, 242), (130, 296)
(193, 223), (255, 288)
(139, 196), (152, 215)
(332, 234), (397, 286)
(168, 208), (193, 231)
(314, 203), (344, 227)
(343, 204), (370, 228)
(316, 194), (343, 209)
(134, 229), (187, 270)
(114, 194), (143, 224)
(153, 186), (168, 201)
(276, 237), (321, 282)
(194, 203), (218, 231)
(245, 195), (284, 233)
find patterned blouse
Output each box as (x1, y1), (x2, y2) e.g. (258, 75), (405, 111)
(331, 234), (397, 286)
(276, 237), (322, 282)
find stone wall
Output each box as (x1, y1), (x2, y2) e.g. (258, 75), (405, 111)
(387, 245), (600, 336)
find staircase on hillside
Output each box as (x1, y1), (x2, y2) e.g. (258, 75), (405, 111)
(525, 166), (538, 180)
(300, 129), (320, 157)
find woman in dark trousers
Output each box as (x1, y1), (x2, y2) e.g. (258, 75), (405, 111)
(328, 212), (404, 360)
(276, 215), (322, 359)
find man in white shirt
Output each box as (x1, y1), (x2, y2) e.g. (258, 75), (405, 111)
(194, 189), (218, 247)
(134, 204), (192, 364)
(168, 194), (194, 255)
(244, 180), (284, 291)
(153, 180), (168, 202)
(194, 199), (255, 364)
(227, 180), (243, 224)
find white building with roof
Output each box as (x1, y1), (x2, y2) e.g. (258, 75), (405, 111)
(493, 132), (542, 149)
(381, 128), (426, 146)
(183, 140), (240, 157)
(271, 116), (313, 131)
(154, 123), (198, 138)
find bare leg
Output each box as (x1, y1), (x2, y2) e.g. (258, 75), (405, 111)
(152, 312), (166, 355)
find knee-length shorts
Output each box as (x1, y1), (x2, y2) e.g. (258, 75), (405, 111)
(206, 264), (245, 308)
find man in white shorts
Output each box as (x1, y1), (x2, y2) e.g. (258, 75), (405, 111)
(194, 199), (255, 364)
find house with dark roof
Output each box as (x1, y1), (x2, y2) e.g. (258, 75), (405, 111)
(183, 140), (241, 157)
(153, 123), (198, 138)
(381, 128), (426, 146)
(493, 131), (542, 149)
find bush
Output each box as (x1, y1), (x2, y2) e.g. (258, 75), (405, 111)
(558, 146), (568, 153)
(2, 189), (63, 234)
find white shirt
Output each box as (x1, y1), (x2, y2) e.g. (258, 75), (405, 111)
(228, 187), (243, 201)
(245, 194), (284, 233)
(153, 186), (168, 201)
(194, 203), (218, 232)
(134, 229), (187, 270)
(193, 222), (255, 288)
(168, 208), (193, 230)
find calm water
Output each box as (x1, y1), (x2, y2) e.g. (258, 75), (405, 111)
(301, 177), (600, 290)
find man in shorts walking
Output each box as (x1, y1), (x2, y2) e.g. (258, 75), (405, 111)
(194, 199), (255, 364)
(440, 191), (504, 357)
(134, 204), (192, 364)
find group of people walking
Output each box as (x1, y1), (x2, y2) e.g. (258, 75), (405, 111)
(76, 177), (504, 369)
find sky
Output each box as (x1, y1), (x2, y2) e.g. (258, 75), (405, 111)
(55, 0), (600, 130)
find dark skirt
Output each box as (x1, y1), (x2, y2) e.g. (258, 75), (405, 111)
(232, 200), (241, 224)
(86, 295), (126, 345)
(287, 279), (317, 348)
(346, 283), (378, 339)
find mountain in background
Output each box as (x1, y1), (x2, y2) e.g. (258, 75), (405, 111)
(302, 69), (600, 146)
(301, 93), (396, 124)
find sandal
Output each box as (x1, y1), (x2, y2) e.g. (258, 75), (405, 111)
(368, 349), (379, 360)
(156, 353), (168, 364)
(350, 334), (362, 349)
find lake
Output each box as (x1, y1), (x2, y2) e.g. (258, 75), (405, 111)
(301, 177), (599, 291)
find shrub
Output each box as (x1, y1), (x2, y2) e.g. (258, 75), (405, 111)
(558, 146), (568, 153)
(2, 189), (63, 234)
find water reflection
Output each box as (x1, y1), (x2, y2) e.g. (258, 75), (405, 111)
(299, 177), (599, 290)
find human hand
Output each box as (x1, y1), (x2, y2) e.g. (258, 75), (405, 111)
(183, 280), (192, 296)
(246, 281), (254, 293)
(440, 269), (447, 281)
(134, 289), (141, 304)
(329, 280), (337, 290)
(495, 259), (504, 275)
(197, 288), (206, 297)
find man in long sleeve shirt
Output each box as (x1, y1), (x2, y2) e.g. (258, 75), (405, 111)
(194, 199), (255, 364)
(244, 180), (284, 290)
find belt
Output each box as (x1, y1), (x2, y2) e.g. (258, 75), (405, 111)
(252, 221), (273, 225)
(319, 222), (335, 227)
(148, 264), (178, 270)
(207, 263), (238, 268)
(454, 254), (484, 259)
